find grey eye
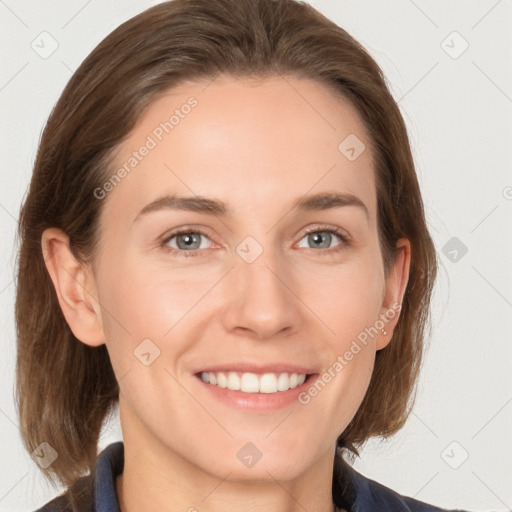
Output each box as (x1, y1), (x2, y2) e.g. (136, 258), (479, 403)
(297, 231), (342, 250)
(168, 232), (209, 251)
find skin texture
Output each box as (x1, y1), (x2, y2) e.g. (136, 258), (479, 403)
(42, 75), (410, 512)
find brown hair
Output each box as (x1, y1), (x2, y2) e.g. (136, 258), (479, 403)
(15, 0), (437, 492)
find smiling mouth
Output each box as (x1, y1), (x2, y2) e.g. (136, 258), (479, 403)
(195, 371), (315, 394)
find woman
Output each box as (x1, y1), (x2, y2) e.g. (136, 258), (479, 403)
(15, 0), (471, 510)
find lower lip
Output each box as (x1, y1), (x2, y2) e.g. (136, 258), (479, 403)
(194, 374), (318, 411)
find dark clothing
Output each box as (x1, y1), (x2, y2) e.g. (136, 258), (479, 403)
(35, 441), (469, 511)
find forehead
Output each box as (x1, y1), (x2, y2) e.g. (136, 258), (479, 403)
(102, 74), (376, 224)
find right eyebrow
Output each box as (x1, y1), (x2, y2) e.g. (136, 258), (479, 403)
(133, 194), (230, 224)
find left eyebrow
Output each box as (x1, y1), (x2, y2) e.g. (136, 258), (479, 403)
(292, 191), (369, 221)
(132, 191), (369, 223)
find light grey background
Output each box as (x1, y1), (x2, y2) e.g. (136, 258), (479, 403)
(1, 1), (511, 511)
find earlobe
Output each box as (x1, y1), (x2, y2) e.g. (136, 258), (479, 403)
(377, 238), (411, 350)
(41, 227), (105, 347)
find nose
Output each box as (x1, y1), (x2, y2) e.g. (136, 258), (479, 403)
(220, 245), (302, 340)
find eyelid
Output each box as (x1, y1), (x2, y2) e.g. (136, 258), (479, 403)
(294, 225), (351, 253)
(160, 226), (218, 249)
(297, 224), (351, 243)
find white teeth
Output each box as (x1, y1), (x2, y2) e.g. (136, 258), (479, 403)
(277, 372), (290, 391)
(216, 372), (228, 388)
(240, 373), (259, 393)
(227, 371), (241, 391)
(260, 373), (277, 393)
(200, 371), (308, 393)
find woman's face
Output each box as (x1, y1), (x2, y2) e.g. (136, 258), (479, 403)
(87, 75), (408, 480)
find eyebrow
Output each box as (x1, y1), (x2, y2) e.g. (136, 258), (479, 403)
(133, 191), (369, 223)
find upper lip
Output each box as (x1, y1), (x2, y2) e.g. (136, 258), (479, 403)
(193, 363), (318, 375)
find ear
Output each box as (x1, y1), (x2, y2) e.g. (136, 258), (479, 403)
(41, 227), (105, 347)
(376, 238), (411, 350)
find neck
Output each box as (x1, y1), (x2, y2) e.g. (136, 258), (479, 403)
(117, 423), (341, 512)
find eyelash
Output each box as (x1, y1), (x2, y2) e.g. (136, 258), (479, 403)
(159, 226), (350, 258)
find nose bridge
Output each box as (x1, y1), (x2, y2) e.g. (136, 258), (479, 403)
(223, 235), (301, 337)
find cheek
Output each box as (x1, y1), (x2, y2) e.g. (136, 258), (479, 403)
(96, 255), (217, 372)
(97, 253), (192, 330)
(299, 253), (385, 339)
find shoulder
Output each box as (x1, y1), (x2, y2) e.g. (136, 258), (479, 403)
(337, 457), (471, 512)
(33, 474), (94, 512)
(33, 442), (124, 512)
(359, 473), (468, 512)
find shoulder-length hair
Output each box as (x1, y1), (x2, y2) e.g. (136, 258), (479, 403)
(16, 0), (437, 490)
